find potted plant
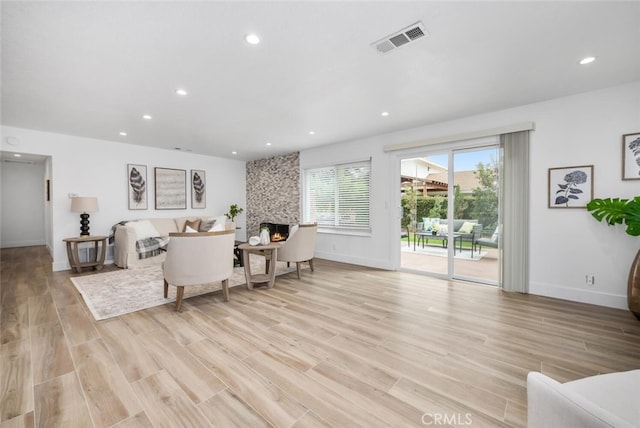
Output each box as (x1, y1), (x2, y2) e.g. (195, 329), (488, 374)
(225, 204), (244, 222)
(586, 196), (640, 319)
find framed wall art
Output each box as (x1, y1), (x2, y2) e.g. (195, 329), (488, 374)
(548, 165), (593, 208)
(127, 164), (147, 210)
(622, 132), (640, 180)
(154, 167), (186, 209)
(191, 169), (206, 209)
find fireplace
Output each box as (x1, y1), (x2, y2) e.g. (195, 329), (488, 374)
(259, 222), (289, 242)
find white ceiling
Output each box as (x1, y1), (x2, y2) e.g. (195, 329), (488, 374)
(2, 1), (639, 161)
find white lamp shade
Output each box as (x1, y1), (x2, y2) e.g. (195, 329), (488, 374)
(70, 197), (99, 213)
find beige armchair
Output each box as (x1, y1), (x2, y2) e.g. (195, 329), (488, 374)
(162, 229), (235, 311)
(277, 223), (317, 279)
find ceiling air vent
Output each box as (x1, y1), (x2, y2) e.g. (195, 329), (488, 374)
(372, 21), (428, 54)
(3, 159), (34, 165)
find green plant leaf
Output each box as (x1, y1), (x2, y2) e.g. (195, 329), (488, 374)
(624, 197), (640, 236)
(586, 198), (628, 225)
(586, 196), (640, 236)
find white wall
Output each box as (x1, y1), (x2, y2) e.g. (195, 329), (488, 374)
(0, 127), (247, 271)
(301, 80), (640, 310)
(0, 160), (46, 247)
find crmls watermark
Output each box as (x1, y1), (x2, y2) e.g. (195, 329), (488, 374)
(421, 412), (473, 426)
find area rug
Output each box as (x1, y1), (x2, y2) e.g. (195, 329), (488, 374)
(402, 245), (487, 261)
(70, 257), (297, 321)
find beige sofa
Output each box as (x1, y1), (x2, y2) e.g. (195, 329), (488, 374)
(114, 215), (230, 268)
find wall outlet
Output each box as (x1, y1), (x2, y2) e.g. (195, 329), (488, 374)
(586, 275), (595, 286)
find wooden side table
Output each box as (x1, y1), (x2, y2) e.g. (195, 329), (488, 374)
(63, 235), (108, 274)
(238, 242), (281, 289)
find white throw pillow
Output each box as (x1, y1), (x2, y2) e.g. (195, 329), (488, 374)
(129, 220), (160, 240)
(209, 223), (225, 232)
(213, 215), (227, 227)
(185, 225), (198, 233)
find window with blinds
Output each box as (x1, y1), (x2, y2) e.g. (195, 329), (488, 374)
(303, 160), (371, 232)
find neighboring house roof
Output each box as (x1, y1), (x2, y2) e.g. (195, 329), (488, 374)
(429, 171), (481, 194)
(401, 170), (482, 195)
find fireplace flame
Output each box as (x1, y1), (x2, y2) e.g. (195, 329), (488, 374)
(272, 232), (285, 242)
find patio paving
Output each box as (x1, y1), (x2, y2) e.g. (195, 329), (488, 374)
(401, 244), (499, 283)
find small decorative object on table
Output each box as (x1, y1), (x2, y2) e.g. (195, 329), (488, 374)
(259, 227), (271, 245)
(70, 196), (99, 236)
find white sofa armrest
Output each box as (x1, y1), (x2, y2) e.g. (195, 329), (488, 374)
(114, 224), (139, 268)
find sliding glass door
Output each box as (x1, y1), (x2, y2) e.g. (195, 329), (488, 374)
(399, 143), (501, 286)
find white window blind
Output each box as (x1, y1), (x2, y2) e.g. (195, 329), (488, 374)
(304, 160), (371, 231)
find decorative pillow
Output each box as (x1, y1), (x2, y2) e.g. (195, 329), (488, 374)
(422, 218), (432, 231)
(184, 225), (198, 233)
(423, 218), (440, 232)
(213, 215), (228, 227)
(438, 224), (448, 234)
(183, 219), (201, 232)
(458, 221), (475, 234)
(198, 218), (216, 232)
(209, 223), (225, 232)
(129, 220), (160, 240)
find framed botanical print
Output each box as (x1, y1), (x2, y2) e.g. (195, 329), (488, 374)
(154, 167), (186, 209)
(191, 169), (206, 209)
(127, 164), (147, 210)
(622, 132), (640, 180)
(548, 165), (594, 208)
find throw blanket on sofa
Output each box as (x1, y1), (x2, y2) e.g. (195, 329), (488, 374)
(136, 237), (170, 260)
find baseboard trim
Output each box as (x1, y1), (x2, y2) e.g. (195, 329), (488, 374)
(1, 239), (46, 248)
(529, 281), (627, 310)
(314, 251), (393, 270)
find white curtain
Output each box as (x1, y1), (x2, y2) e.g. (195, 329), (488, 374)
(501, 131), (530, 293)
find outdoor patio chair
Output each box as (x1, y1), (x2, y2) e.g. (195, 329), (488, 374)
(476, 226), (500, 252)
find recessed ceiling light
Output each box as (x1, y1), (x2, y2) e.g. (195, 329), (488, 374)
(309, 131), (316, 135)
(232, 151), (237, 155)
(143, 114), (152, 120)
(266, 142), (272, 146)
(579, 56), (596, 65)
(245, 34), (260, 45)
(176, 88), (188, 96)
(13, 153), (21, 158)
(119, 131), (127, 136)
(381, 111), (390, 117)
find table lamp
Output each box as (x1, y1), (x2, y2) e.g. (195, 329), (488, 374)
(70, 196), (99, 236)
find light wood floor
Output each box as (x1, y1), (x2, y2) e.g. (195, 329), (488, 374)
(2, 246), (640, 427)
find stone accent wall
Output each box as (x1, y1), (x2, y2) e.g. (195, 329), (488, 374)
(246, 152), (300, 237)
